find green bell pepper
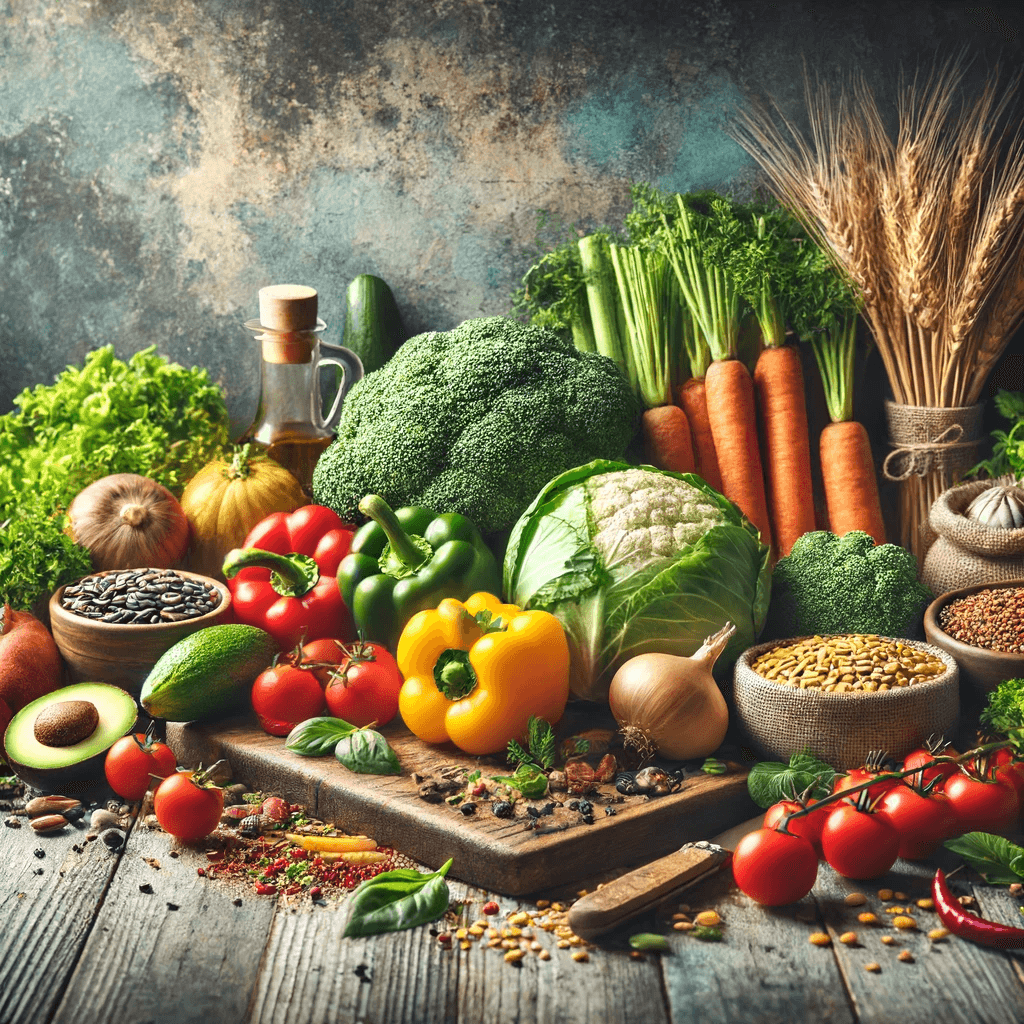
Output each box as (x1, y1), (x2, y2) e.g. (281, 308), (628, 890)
(337, 494), (502, 650)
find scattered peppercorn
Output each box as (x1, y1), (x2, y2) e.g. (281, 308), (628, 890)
(492, 801), (513, 819)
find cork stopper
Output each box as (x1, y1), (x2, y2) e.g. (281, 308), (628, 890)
(256, 285), (319, 364)
(258, 284), (318, 331)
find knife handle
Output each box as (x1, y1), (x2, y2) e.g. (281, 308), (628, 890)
(568, 843), (729, 940)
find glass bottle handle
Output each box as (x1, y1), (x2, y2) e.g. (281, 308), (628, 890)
(318, 344), (365, 430)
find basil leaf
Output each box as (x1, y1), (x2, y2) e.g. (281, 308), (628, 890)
(492, 764), (548, 799)
(747, 752), (834, 809)
(285, 717), (358, 757)
(944, 832), (1024, 885)
(343, 859), (453, 937)
(335, 729), (402, 775)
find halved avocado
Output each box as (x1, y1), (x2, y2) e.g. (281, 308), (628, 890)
(3, 682), (137, 791)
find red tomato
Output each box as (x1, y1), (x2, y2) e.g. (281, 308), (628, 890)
(901, 744), (959, 790)
(251, 663), (327, 737)
(833, 767), (899, 803)
(820, 804), (901, 879)
(731, 828), (819, 906)
(763, 799), (828, 856)
(153, 771), (225, 841)
(876, 783), (958, 860)
(104, 733), (178, 801)
(944, 772), (1020, 834)
(996, 761), (1024, 799)
(320, 640), (403, 728)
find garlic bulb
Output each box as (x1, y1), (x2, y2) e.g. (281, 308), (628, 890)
(965, 485), (1024, 530)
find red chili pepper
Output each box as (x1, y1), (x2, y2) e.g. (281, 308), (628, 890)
(932, 868), (1024, 949)
(223, 505), (355, 648)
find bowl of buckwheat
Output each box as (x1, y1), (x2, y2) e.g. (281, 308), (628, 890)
(924, 579), (1024, 697)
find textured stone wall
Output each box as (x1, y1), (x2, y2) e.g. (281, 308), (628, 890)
(1, 0), (1021, 434)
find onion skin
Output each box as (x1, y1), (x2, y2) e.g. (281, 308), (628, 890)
(608, 622), (734, 761)
(67, 473), (189, 571)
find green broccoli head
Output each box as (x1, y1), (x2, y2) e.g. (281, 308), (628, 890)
(312, 316), (640, 535)
(765, 530), (933, 639)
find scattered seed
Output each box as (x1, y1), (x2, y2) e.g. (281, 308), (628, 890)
(892, 916), (916, 930)
(880, 935), (896, 945)
(877, 889), (894, 901)
(844, 893), (867, 907)
(672, 912), (691, 922)
(571, 949), (589, 962)
(482, 901), (499, 915)
(504, 949), (525, 964)
(897, 950), (914, 963)
(673, 921), (694, 931)
(538, 949), (551, 961)
(864, 962), (881, 973)
(809, 933), (832, 947)
(916, 898), (934, 911)
(928, 928), (950, 941)
(858, 912), (880, 925)
(893, 892), (908, 901)
(695, 910), (721, 927)
(839, 931), (858, 945)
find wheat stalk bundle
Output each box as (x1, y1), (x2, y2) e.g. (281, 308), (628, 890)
(731, 59), (1024, 560)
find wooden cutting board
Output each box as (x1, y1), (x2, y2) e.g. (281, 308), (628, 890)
(167, 709), (757, 896)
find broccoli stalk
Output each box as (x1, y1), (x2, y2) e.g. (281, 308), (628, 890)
(765, 530), (933, 640)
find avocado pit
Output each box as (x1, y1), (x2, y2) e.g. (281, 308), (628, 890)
(33, 700), (100, 747)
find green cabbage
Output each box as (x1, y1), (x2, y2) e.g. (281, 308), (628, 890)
(503, 460), (772, 700)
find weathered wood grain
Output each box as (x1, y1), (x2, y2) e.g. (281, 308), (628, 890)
(658, 867), (856, 1024)
(50, 823), (276, 1024)
(0, 812), (125, 1024)
(168, 710), (757, 896)
(812, 854), (1024, 1024)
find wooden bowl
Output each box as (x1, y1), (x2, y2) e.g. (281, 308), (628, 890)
(731, 637), (959, 771)
(49, 569), (231, 696)
(923, 579), (1024, 696)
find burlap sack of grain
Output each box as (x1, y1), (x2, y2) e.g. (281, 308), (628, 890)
(730, 640), (959, 771)
(922, 476), (1024, 596)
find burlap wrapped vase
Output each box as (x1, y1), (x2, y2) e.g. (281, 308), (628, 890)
(922, 476), (1024, 596)
(731, 639), (959, 771)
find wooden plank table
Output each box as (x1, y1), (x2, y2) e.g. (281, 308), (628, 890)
(5, 783), (1024, 1024)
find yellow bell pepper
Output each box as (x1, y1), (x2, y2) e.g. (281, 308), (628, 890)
(396, 592), (570, 755)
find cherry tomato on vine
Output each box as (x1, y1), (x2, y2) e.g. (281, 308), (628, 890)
(251, 660), (328, 737)
(995, 762), (1024, 800)
(944, 772), (1019, 834)
(820, 803), (901, 879)
(876, 783), (958, 860)
(731, 827), (819, 906)
(104, 733), (178, 801)
(313, 639), (403, 728)
(763, 799), (828, 856)
(153, 770), (225, 841)
(901, 744), (959, 790)
(833, 767), (899, 803)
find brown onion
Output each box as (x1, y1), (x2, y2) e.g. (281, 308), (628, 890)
(67, 473), (189, 571)
(608, 622), (735, 761)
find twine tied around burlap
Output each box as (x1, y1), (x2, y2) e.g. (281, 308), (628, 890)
(882, 402), (985, 482)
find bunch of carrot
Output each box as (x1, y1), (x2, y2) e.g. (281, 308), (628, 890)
(511, 186), (886, 555)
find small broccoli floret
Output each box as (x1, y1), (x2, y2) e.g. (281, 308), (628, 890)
(765, 530), (932, 639)
(311, 317), (640, 535)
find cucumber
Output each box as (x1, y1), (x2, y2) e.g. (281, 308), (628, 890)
(140, 624), (278, 722)
(343, 274), (405, 373)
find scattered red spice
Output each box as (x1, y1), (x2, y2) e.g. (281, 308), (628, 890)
(482, 901), (500, 915)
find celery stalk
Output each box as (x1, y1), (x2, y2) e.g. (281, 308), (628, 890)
(579, 234), (633, 388)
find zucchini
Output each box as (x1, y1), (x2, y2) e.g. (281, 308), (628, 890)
(343, 274), (405, 373)
(140, 624), (278, 722)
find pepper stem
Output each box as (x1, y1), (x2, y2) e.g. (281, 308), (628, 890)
(434, 649), (477, 701)
(222, 547), (320, 598)
(358, 494), (431, 574)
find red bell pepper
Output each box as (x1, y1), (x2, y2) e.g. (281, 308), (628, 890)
(222, 505), (355, 649)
